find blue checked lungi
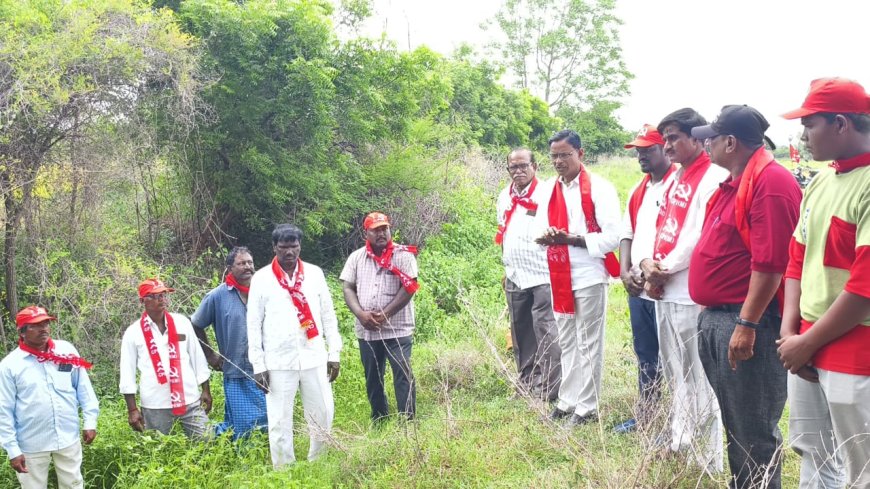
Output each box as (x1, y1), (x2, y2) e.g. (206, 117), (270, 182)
(216, 376), (268, 440)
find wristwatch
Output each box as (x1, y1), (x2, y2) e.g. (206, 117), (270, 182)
(736, 318), (760, 329)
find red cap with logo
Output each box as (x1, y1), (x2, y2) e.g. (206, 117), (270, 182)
(782, 78), (870, 120)
(16, 305), (57, 329)
(138, 278), (175, 299)
(624, 124), (665, 149)
(363, 212), (390, 230)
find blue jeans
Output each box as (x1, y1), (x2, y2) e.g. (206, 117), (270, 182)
(628, 296), (660, 421)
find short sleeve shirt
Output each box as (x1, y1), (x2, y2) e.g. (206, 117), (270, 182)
(191, 284), (252, 378)
(689, 161), (802, 306)
(339, 246), (418, 341)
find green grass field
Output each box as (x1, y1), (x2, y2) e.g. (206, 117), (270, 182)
(1, 156), (811, 488)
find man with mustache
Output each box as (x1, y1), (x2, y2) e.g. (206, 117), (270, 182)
(120, 278), (212, 440)
(613, 125), (676, 434)
(496, 148), (561, 401)
(247, 224), (342, 468)
(638, 109), (727, 472)
(536, 129), (621, 426)
(0, 306), (99, 489)
(193, 246), (268, 440)
(341, 212), (419, 421)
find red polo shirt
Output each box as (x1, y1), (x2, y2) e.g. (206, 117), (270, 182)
(689, 161), (801, 306)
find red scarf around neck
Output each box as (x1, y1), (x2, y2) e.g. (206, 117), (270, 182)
(546, 167), (620, 315)
(18, 338), (93, 369)
(830, 152), (870, 174)
(139, 311), (186, 415)
(653, 152), (712, 261)
(365, 240), (419, 294)
(495, 178), (539, 245)
(271, 257), (319, 339)
(705, 147), (785, 313)
(628, 164), (677, 233)
(225, 273), (250, 295)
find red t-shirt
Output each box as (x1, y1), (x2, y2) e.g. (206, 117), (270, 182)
(689, 162), (802, 306)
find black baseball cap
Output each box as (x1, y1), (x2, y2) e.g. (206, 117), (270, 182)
(691, 105), (776, 150)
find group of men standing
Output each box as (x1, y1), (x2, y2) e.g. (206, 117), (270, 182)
(2, 76), (869, 489)
(0, 215), (419, 486)
(499, 77), (870, 488)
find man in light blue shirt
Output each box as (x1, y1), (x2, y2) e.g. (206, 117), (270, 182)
(0, 306), (99, 489)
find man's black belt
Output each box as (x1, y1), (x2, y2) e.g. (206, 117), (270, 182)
(705, 301), (781, 319)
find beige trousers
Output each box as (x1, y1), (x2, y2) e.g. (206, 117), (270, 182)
(16, 439), (83, 489)
(554, 283), (607, 417)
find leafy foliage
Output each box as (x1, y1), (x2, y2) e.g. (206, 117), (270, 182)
(486, 0), (631, 111)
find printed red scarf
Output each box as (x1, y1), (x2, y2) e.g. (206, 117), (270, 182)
(628, 165), (677, 232)
(18, 338), (93, 369)
(271, 258), (319, 339)
(653, 153), (712, 261)
(495, 178), (539, 245)
(547, 167), (620, 315)
(140, 312), (186, 415)
(225, 273), (250, 295)
(365, 240), (420, 294)
(705, 147), (785, 312)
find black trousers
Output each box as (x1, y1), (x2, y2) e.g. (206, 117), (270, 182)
(359, 336), (416, 420)
(698, 306), (787, 489)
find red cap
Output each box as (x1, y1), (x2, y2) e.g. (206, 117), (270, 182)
(138, 278), (175, 299)
(363, 212), (390, 230)
(16, 306), (56, 329)
(782, 78), (870, 120)
(624, 124), (665, 149)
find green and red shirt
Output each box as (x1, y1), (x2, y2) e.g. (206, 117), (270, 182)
(785, 153), (870, 374)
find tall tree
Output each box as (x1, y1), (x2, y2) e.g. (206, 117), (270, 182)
(0, 0), (199, 317)
(487, 0), (631, 111)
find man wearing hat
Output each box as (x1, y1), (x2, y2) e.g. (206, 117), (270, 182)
(341, 212), (419, 420)
(613, 125), (676, 434)
(247, 224), (342, 468)
(192, 246), (268, 440)
(689, 106), (801, 489)
(0, 306), (99, 489)
(495, 148), (561, 401)
(119, 278), (212, 440)
(777, 77), (870, 488)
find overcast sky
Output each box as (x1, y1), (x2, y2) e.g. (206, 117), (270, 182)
(358, 0), (870, 145)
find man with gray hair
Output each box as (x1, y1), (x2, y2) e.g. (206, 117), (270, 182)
(247, 224), (342, 468)
(496, 148), (561, 401)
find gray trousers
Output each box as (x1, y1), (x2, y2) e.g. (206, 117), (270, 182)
(142, 401), (211, 441)
(698, 306), (788, 489)
(505, 279), (562, 401)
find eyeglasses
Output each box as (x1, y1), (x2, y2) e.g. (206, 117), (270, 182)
(506, 162), (532, 173)
(549, 151), (574, 161)
(704, 134), (729, 152)
(144, 293), (168, 301)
